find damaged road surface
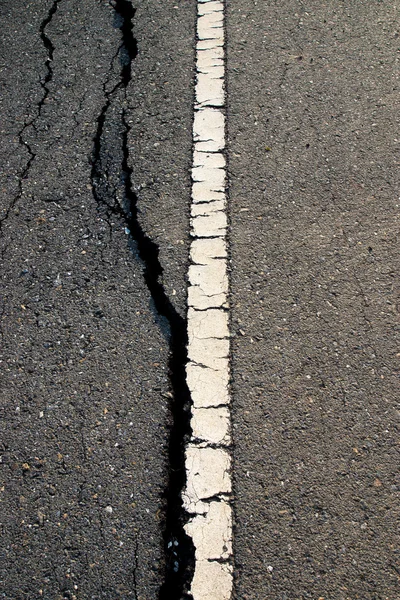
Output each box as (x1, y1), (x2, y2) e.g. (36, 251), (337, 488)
(0, 0), (194, 598)
(2, 0), (400, 599)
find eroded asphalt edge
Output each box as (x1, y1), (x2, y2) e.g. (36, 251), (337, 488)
(106, 0), (235, 596)
(1, 0), (234, 597)
(89, 1), (197, 597)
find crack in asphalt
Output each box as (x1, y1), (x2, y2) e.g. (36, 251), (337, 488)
(90, 1), (195, 597)
(0, 0), (61, 236)
(39, 0), (60, 111)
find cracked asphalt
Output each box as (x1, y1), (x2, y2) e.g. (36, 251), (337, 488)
(0, 0), (193, 598)
(1, 0), (399, 599)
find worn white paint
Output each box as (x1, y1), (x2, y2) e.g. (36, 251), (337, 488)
(190, 237), (227, 263)
(188, 261), (228, 309)
(191, 212), (227, 238)
(193, 108), (225, 152)
(191, 406), (231, 445)
(186, 362), (229, 408)
(184, 446), (231, 510)
(185, 500), (232, 559)
(196, 75), (224, 107)
(184, 0), (233, 597)
(191, 200), (225, 216)
(190, 561), (233, 600)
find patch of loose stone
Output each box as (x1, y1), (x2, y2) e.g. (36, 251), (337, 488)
(184, 0), (233, 599)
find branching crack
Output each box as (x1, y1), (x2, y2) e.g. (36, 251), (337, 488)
(90, 1), (195, 598)
(0, 0), (61, 233)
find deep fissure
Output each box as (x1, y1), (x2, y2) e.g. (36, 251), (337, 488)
(90, 1), (195, 597)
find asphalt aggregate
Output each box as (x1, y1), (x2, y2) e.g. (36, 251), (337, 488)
(228, 1), (400, 598)
(1, 0), (399, 599)
(0, 0), (193, 598)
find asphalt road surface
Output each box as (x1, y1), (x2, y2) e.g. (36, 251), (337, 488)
(1, 0), (399, 599)
(0, 1), (193, 598)
(228, 2), (400, 598)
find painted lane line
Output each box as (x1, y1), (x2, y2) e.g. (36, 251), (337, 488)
(184, 0), (233, 598)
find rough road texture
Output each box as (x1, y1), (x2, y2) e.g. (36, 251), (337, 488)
(128, 0), (195, 316)
(0, 0), (193, 597)
(228, 1), (400, 599)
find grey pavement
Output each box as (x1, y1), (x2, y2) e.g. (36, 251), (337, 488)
(0, 0), (193, 598)
(0, 0), (399, 599)
(228, 1), (400, 598)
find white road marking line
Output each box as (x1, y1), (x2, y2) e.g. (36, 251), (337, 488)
(184, 0), (233, 598)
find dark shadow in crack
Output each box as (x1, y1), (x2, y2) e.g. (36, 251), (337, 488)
(91, 1), (195, 597)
